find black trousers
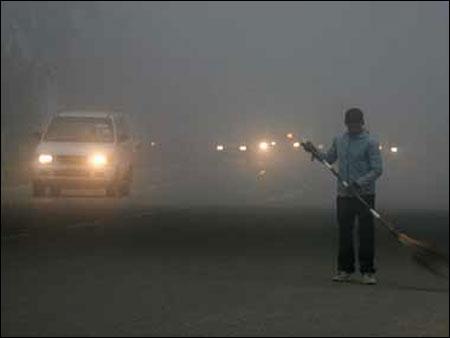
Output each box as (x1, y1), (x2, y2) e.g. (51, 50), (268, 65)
(337, 195), (376, 274)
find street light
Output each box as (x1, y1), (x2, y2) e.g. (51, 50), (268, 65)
(293, 142), (301, 148)
(390, 146), (398, 153)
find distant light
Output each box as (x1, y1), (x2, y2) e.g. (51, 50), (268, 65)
(318, 144), (324, 150)
(257, 169), (266, 179)
(293, 142), (301, 148)
(390, 146), (398, 153)
(379, 145), (383, 151)
(239, 145), (247, 152)
(286, 133), (294, 140)
(271, 141), (277, 146)
(216, 145), (224, 151)
(150, 141), (156, 147)
(259, 142), (269, 151)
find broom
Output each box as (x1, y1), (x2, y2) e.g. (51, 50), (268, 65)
(301, 141), (449, 278)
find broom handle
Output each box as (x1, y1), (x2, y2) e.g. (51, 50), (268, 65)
(304, 143), (401, 239)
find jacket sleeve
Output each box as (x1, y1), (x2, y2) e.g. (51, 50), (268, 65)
(355, 139), (383, 186)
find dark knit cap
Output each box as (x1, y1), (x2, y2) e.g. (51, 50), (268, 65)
(345, 108), (364, 124)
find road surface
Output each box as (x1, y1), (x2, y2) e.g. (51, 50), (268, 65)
(2, 186), (448, 337)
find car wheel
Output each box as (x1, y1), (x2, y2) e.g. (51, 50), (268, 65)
(32, 182), (46, 197)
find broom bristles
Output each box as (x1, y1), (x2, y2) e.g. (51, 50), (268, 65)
(412, 247), (449, 278)
(398, 233), (449, 278)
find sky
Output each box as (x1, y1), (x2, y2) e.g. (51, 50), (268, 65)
(2, 1), (449, 209)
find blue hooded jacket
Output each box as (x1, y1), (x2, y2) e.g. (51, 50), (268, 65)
(319, 130), (383, 196)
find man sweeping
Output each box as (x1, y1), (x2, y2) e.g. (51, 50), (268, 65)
(303, 108), (383, 284)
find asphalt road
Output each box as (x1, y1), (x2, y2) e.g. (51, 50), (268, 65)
(1, 187), (449, 337)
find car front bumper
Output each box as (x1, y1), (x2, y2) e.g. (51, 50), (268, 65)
(33, 164), (117, 188)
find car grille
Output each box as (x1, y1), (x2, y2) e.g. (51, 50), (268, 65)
(56, 155), (87, 165)
(53, 169), (89, 177)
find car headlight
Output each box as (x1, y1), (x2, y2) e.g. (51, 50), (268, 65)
(89, 154), (108, 167)
(259, 141), (269, 152)
(38, 154), (53, 164)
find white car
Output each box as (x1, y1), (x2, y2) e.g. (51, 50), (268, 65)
(32, 111), (134, 197)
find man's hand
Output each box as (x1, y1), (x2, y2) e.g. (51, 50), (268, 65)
(301, 141), (317, 154)
(346, 180), (362, 195)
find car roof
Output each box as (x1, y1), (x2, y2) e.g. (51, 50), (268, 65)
(56, 111), (122, 119)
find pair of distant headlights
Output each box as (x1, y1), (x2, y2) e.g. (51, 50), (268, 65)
(38, 154), (108, 167)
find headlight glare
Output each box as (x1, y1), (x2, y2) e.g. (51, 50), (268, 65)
(259, 142), (269, 151)
(38, 154), (53, 164)
(90, 154), (108, 167)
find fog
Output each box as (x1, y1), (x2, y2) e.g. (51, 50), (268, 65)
(2, 1), (449, 209)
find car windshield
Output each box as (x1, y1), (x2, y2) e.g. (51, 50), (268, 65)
(44, 117), (114, 143)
